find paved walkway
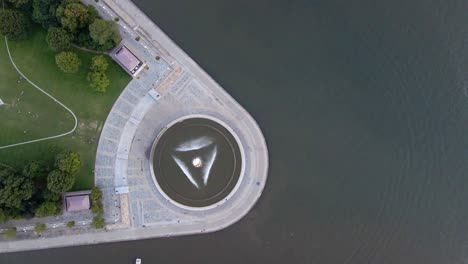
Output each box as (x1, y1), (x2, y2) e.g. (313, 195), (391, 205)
(0, 0), (269, 253)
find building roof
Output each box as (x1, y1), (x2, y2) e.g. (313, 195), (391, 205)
(114, 46), (143, 75)
(65, 195), (90, 212)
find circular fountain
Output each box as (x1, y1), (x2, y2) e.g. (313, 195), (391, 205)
(150, 116), (243, 209)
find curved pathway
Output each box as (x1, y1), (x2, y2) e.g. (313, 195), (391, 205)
(0, 36), (78, 150)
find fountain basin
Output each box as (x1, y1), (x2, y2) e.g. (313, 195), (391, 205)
(150, 116), (243, 209)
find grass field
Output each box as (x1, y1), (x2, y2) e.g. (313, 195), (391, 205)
(0, 27), (131, 190)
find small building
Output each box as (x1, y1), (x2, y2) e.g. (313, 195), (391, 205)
(63, 191), (91, 212)
(113, 45), (144, 77)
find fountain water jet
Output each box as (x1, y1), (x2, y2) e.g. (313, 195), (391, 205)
(171, 139), (218, 189)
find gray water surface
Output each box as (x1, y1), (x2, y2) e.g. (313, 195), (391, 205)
(2, 0), (467, 263)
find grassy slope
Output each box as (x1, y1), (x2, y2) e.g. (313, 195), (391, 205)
(0, 28), (131, 190)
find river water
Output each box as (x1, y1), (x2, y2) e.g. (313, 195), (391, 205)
(2, 0), (467, 263)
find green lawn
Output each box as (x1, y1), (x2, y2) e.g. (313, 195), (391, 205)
(0, 27), (131, 190)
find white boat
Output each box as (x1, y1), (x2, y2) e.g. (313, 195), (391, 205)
(136, 258), (142, 264)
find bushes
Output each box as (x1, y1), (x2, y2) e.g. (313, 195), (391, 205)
(67, 221), (75, 228)
(91, 216), (105, 229)
(91, 200), (103, 214)
(90, 187), (103, 214)
(90, 187), (105, 228)
(90, 186), (102, 202)
(0, 9), (30, 41)
(3, 227), (17, 239)
(34, 223), (46, 234)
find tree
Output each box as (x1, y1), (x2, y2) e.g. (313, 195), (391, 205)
(90, 55), (108, 72)
(0, 164), (34, 210)
(32, 0), (60, 28)
(22, 160), (48, 179)
(46, 27), (72, 51)
(46, 169), (74, 194)
(3, 227), (17, 239)
(87, 71), (109, 92)
(55, 151), (81, 176)
(7, 0), (30, 8)
(88, 55), (110, 92)
(91, 216), (105, 229)
(56, 1), (90, 33)
(35, 202), (59, 217)
(89, 19), (121, 46)
(86, 5), (99, 25)
(55, 51), (81, 73)
(0, 9), (30, 41)
(34, 223), (46, 234)
(66, 221), (75, 228)
(42, 189), (60, 202)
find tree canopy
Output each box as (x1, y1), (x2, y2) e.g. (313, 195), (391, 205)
(32, 0), (60, 28)
(90, 55), (108, 72)
(56, 0), (97, 33)
(0, 164), (34, 210)
(47, 27), (72, 51)
(0, 9), (30, 41)
(46, 151), (81, 194)
(35, 202), (59, 217)
(55, 51), (81, 73)
(89, 19), (121, 46)
(56, 1), (88, 32)
(87, 70), (110, 92)
(7, 0), (30, 8)
(55, 151), (81, 176)
(46, 169), (75, 194)
(22, 160), (48, 179)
